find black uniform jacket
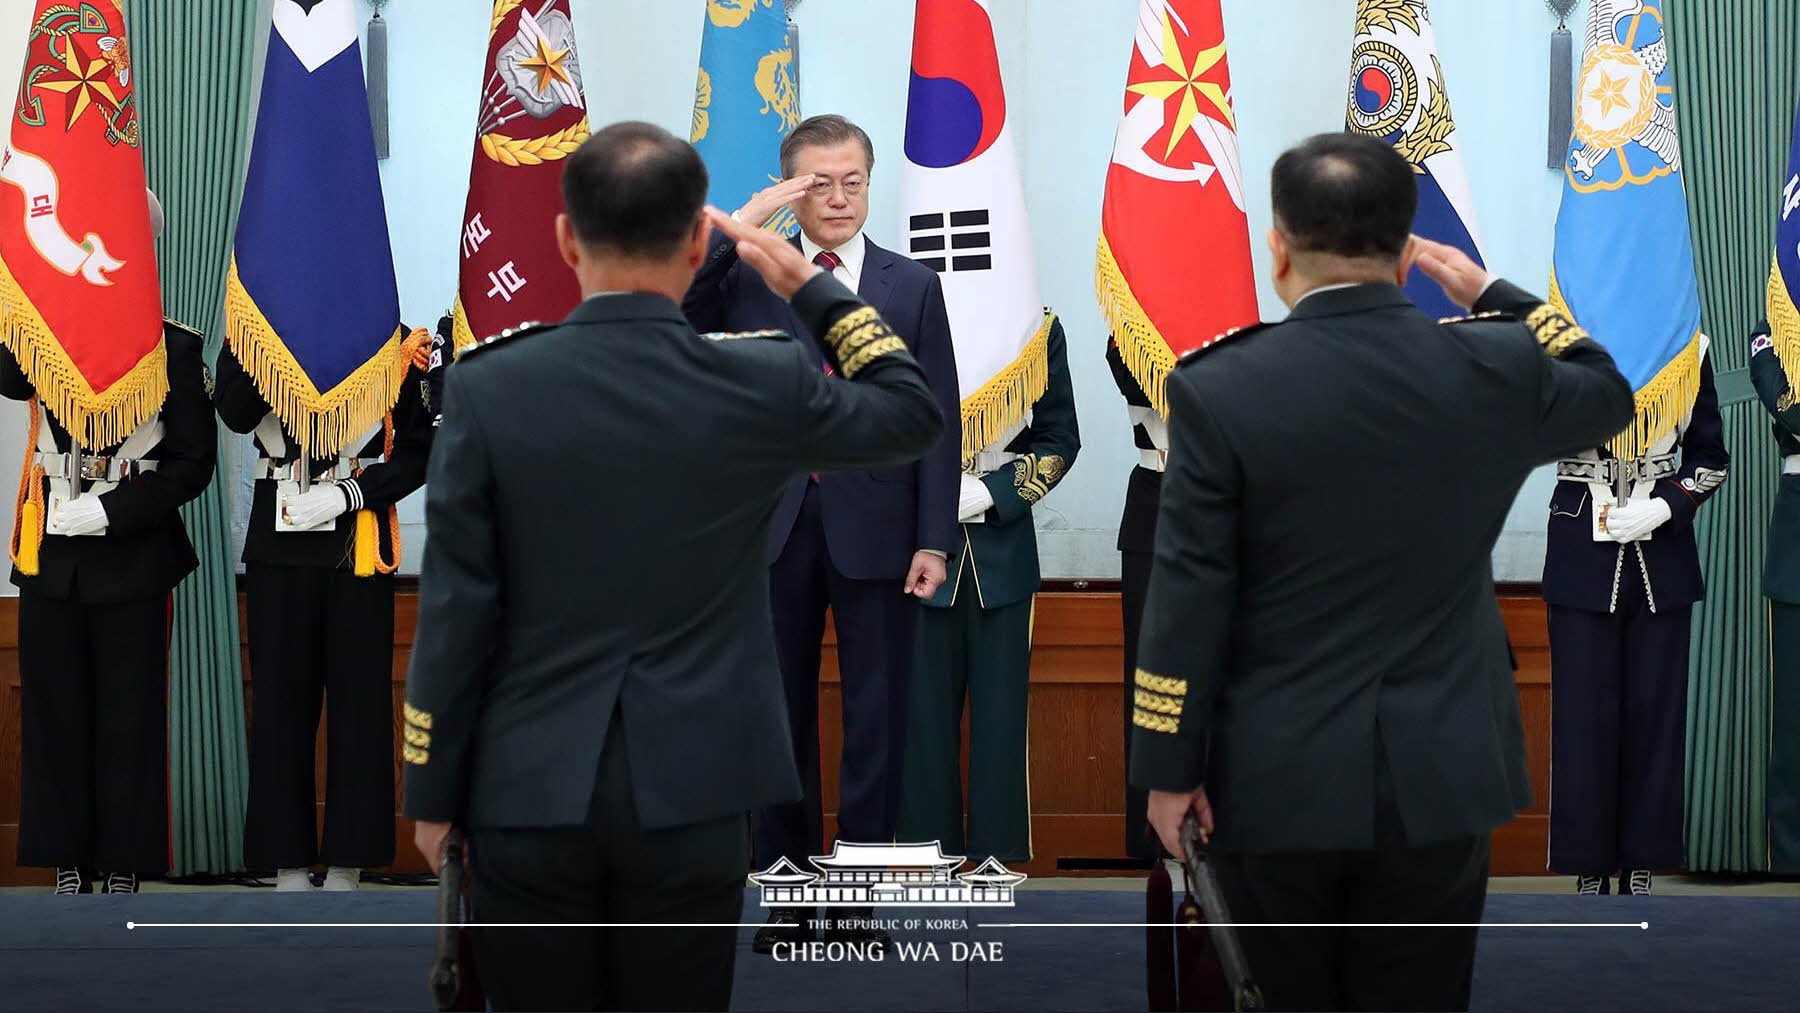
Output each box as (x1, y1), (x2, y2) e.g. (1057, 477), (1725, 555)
(0, 323), (215, 602)
(213, 335), (436, 570)
(930, 316), (1080, 610)
(401, 274), (944, 831)
(1129, 280), (1634, 854)
(1751, 320), (1800, 603)
(1108, 336), (1163, 555)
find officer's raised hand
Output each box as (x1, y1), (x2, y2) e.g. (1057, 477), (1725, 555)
(734, 174), (820, 232)
(706, 206), (822, 300)
(1414, 236), (1496, 311)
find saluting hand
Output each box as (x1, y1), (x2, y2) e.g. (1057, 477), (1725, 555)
(706, 206), (822, 301)
(1413, 236), (1497, 311)
(735, 174), (820, 231)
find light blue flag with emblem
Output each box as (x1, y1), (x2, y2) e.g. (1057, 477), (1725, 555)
(690, 0), (800, 234)
(1345, 0), (1484, 320)
(226, 0), (403, 459)
(1550, 0), (1703, 460)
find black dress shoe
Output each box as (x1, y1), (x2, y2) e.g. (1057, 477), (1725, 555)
(1575, 875), (1610, 895)
(752, 907), (814, 955)
(54, 867), (90, 896)
(823, 907), (890, 952)
(1625, 870), (1653, 895)
(101, 872), (139, 895)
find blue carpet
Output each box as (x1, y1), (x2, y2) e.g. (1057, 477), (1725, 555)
(0, 891), (1794, 1011)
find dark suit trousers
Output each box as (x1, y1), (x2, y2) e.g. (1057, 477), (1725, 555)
(242, 564), (396, 869)
(755, 481), (917, 866)
(1768, 602), (1800, 872)
(1121, 547), (1159, 859)
(1211, 784), (1490, 1012)
(16, 588), (170, 874)
(1546, 569), (1689, 874)
(471, 710), (747, 1012)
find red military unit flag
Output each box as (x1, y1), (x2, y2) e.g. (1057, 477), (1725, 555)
(450, 0), (592, 353)
(1096, 0), (1259, 415)
(0, 0), (164, 448)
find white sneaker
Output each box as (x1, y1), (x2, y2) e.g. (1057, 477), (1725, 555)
(275, 868), (315, 892)
(321, 867), (361, 892)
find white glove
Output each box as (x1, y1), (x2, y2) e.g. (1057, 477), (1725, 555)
(283, 484), (350, 529)
(1601, 497), (1671, 542)
(54, 495), (108, 536)
(958, 473), (994, 523)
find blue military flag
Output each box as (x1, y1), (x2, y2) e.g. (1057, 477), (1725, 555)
(1767, 85), (1800, 398)
(1550, 0), (1703, 460)
(1345, 0), (1484, 320)
(225, 0), (404, 458)
(690, 0), (800, 233)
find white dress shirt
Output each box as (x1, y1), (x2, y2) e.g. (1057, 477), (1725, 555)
(800, 231), (867, 294)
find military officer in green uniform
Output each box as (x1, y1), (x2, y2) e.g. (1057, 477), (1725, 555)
(1750, 320), (1800, 872)
(897, 316), (1079, 862)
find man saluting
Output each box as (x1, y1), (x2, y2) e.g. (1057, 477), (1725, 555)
(400, 122), (943, 1012)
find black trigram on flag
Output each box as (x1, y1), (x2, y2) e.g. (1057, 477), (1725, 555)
(909, 210), (992, 273)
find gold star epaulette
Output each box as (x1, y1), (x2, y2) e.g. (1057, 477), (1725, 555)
(457, 322), (552, 362)
(1437, 310), (1513, 325)
(1176, 321), (1273, 366)
(700, 329), (790, 343)
(163, 318), (203, 340)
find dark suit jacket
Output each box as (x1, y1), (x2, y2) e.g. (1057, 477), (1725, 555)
(930, 316), (1079, 610)
(1542, 350), (1727, 613)
(683, 232), (961, 579)
(401, 274), (944, 830)
(213, 339), (436, 570)
(0, 323), (215, 602)
(1750, 321), (1800, 603)
(1129, 280), (1635, 853)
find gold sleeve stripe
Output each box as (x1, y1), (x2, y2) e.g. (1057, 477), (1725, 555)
(1527, 304), (1591, 358)
(404, 726), (431, 748)
(822, 306), (881, 356)
(1134, 670), (1187, 697)
(402, 745), (430, 766)
(1133, 707), (1179, 734)
(840, 336), (908, 378)
(404, 702), (432, 730)
(1134, 688), (1183, 716)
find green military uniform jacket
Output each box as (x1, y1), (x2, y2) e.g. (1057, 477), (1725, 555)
(1751, 321), (1800, 603)
(928, 316), (1080, 611)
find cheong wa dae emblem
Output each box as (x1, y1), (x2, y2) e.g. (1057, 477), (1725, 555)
(750, 842), (1027, 908)
(1567, 0), (1680, 191)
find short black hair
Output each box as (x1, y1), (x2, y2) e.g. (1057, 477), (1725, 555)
(561, 121), (709, 259)
(780, 114), (875, 177)
(1270, 133), (1417, 260)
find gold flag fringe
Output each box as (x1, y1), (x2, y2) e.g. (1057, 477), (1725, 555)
(450, 295), (478, 356)
(0, 254), (169, 450)
(223, 256), (408, 459)
(1550, 269), (1703, 461)
(1095, 233), (1177, 416)
(1766, 252), (1800, 412)
(961, 312), (1052, 470)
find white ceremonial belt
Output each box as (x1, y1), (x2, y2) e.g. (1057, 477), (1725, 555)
(1555, 453), (1676, 486)
(1138, 448), (1166, 473)
(970, 449), (1020, 476)
(35, 452), (158, 482)
(1785, 455), (1800, 476)
(254, 459), (369, 482)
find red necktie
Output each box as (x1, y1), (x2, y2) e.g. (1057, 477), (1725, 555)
(810, 251), (843, 484)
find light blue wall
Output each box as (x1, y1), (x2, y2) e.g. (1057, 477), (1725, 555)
(361, 0), (1582, 578)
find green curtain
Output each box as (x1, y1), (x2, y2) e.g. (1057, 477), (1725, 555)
(134, 2), (261, 876)
(1668, 1), (1800, 872)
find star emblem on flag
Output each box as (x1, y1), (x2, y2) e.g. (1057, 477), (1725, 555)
(1127, 9), (1235, 158)
(35, 36), (124, 131)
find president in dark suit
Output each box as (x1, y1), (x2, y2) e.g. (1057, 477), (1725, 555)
(682, 114), (962, 948)
(401, 123), (944, 1011)
(1130, 134), (1635, 1011)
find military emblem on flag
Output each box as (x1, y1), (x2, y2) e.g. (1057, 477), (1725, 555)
(0, 0), (164, 449)
(899, 0), (1051, 466)
(225, 0), (404, 459)
(691, 0), (799, 235)
(1345, 0), (1485, 319)
(1095, 0), (1258, 415)
(1550, 0), (1703, 459)
(1765, 81), (1800, 404)
(449, 0), (591, 353)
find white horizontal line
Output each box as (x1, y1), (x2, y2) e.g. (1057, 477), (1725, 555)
(979, 922), (1651, 930)
(128, 923), (767, 930)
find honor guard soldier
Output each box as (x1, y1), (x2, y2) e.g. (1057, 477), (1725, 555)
(215, 325), (438, 892)
(1131, 135), (1633, 1010)
(1108, 336), (1166, 862)
(1544, 337), (1727, 896)
(1750, 320), (1800, 872)
(4, 191), (216, 896)
(401, 123), (943, 1012)
(897, 314), (1079, 864)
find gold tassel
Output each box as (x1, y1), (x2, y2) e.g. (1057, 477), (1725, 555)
(449, 295), (479, 357)
(1549, 271), (1704, 460)
(11, 399), (44, 576)
(350, 412), (403, 578)
(353, 509), (379, 577)
(1767, 252), (1800, 413)
(1095, 234), (1180, 417)
(16, 499), (40, 577)
(959, 313), (1053, 469)
(223, 256), (408, 459)
(0, 255), (169, 450)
